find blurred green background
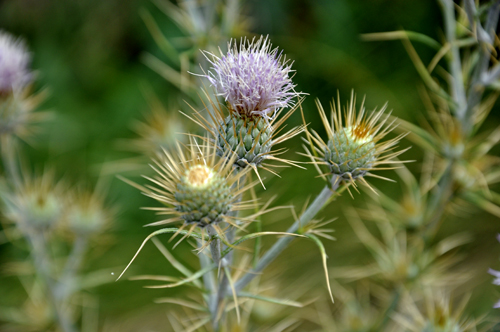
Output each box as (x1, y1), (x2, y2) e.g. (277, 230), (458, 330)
(1, 0), (499, 330)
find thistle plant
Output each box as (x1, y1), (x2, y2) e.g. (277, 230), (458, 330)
(189, 37), (304, 180)
(5, 0), (500, 330)
(117, 33), (411, 331)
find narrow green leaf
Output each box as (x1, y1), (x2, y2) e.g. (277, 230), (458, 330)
(116, 227), (206, 281)
(154, 297), (208, 312)
(238, 292), (304, 308)
(304, 234), (334, 303)
(221, 232), (307, 258)
(145, 264), (216, 289)
(361, 30), (442, 50)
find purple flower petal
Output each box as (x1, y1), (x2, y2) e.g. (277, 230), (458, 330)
(0, 31), (32, 93)
(202, 36), (299, 118)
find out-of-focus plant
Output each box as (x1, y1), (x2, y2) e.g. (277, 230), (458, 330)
(141, 0), (248, 101)
(0, 31), (115, 332)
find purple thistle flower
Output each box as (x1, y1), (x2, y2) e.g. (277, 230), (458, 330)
(490, 234), (500, 308)
(0, 31), (32, 94)
(203, 36), (298, 118)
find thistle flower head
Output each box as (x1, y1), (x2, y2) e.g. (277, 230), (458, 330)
(139, 139), (252, 230)
(0, 31), (32, 94)
(203, 36), (298, 118)
(304, 92), (409, 191)
(2, 172), (64, 230)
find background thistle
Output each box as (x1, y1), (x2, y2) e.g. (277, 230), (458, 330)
(3, 171), (64, 231)
(0, 30), (32, 93)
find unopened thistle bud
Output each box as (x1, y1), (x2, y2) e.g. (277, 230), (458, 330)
(305, 92), (408, 189)
(139, 140), (251, 230)
(66, 190), (111, 235)
(3, 173), (64, 230)
(193, 36), (304, 175)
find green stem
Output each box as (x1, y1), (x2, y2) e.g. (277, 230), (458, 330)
(234, 175), (340, 292)
(57, 236), (88, 303)
(438, 0), (467, 120)
(1, 135), (21, 188)
(26, 229), (76, 332)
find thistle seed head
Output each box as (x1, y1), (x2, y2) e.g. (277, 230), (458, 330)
(140, 139), (251, 228)
(0, 31), (32, 94)
(203, 36), (298, 118)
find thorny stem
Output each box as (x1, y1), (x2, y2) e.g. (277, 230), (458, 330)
(465, 0), (500, 135)
(57, 236), (88, 303)
(1, 135), (21, 188)
(206, 225), (221, 267)
(26, 229), (76, 332)
(438, 0), (467, 120)
(373, 285), (403, 331)
(425, 0), (499, 237)
(206, 224), (224, 330)
(210, 172), (246, 331)
(234, 175), (340, 292)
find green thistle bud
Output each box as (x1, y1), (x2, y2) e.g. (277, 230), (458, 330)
(217, 114), (273, 168)
(174, 164), (232, 227)
(325, 126), (376, 181)
(138, 139), (252, 230)
(305, 93), (409, 189)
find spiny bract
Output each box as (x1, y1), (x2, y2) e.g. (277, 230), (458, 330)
(139, 139), (251, 230)
(217, 114), (273, 168)
(174, 164), (232, 227)
(305, 92), (409, 190)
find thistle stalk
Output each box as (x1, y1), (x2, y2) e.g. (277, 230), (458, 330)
(25, 230), (76, 332)
(1, 135), (21, 188)
(235, 175), (340, 292)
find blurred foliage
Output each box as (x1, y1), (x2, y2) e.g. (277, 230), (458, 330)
(1, 0), (500, 331)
